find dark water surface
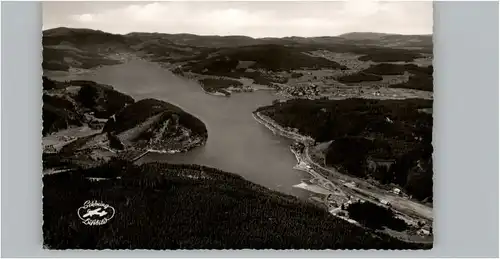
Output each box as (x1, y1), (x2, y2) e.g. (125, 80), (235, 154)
(58, 60), (310, 197)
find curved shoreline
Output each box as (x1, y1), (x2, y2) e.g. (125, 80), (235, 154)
(252, 112), (315, 144)
(131, 138), (207, 162)
(48, 59), (431, 221)
(252, 110), (433, 243)
(252, 111), (433, 222)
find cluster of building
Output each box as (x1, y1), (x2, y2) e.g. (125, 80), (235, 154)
(227, 85), (255, 93)
(273, 82), (322, 98)
(43, 145), (57, 154)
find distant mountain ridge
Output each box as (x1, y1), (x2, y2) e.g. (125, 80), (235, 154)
(338, 32), (394, 40)
(44, 27), (431, 39)
(42, 27), (433, 74)
(43, 27), (432, 48)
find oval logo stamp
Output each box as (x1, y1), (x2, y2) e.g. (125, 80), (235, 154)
(77, 200), (115, 226)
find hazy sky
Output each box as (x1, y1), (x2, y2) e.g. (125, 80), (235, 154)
(43, 1), (433, 38)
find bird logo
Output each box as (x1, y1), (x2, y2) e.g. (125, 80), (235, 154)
(77, 200), (115, 226)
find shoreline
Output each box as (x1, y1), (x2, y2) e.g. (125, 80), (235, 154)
(252, 110), (433, 219)
(171, 69), (278, 97)
(253, 111), (431, 208)
(253, 111), (351, 199)
(131, 137), (207, 162)
(252, 112), (315, 144)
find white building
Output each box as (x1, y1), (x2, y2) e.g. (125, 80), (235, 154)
(417, 229), (430, 236)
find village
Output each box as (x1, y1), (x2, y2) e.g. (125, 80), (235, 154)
(164, 46), (433, 102)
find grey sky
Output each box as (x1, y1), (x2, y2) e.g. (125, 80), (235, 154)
(43, 1), (433, 38)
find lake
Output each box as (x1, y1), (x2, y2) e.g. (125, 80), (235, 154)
(52, 59), (311, 198)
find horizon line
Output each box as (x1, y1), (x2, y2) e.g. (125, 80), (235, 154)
(42, 26), (433, 39)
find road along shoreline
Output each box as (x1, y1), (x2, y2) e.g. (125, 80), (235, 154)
(252, 111), (433, 225)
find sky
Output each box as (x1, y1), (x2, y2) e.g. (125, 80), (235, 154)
(43, 1), (433, 38)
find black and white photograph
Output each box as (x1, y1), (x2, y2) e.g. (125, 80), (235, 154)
(42, 1), (434, 250)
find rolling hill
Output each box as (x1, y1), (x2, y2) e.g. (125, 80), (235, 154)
(42, 27), (433, 72)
